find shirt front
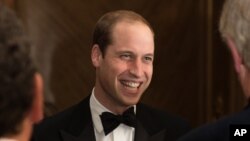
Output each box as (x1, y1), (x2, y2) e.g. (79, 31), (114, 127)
(90, 88), (135, 141)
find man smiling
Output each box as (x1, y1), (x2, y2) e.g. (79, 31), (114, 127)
(32, 10), (190, 141)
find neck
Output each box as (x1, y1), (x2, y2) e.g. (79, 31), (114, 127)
(93, 87), (130, 114)
(4, 117), (33, 141)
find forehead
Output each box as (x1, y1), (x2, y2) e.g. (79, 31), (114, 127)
(112, 21), (154, 41)
(112, 20), (154, 35)
(108, 21), (154, 54)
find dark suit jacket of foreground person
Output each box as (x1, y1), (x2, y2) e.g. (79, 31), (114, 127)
(177, 104), (250, 141)
(32, 96), (190, 141)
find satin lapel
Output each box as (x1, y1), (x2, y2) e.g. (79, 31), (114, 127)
(136, 103), (166, 141)
(135, 119), (166, 141)
(134, 121), (150, 141)
(60, 96), (96, 141)
(148, 129), (166, 141)
(60, 123), (95, 141)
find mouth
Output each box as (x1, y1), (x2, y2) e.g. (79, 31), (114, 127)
(120, 80), (141, 89)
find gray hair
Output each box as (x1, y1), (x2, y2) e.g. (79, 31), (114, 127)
(220, 0), (250, 68)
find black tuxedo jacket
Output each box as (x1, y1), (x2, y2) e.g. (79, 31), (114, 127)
(177, 104), (250, 141)
(32, 96), (190, 141)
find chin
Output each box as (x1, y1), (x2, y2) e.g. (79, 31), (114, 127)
(122, 98), (140, 106)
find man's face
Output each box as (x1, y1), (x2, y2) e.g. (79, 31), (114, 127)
(95, 21), (154, 108)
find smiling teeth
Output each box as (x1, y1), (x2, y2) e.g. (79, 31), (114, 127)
(122, 81), (140, 88)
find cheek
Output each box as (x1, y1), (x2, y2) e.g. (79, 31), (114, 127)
(146, 66), (153, 78)
(111, 61), (129, 74)
(102, 62), (127, 81)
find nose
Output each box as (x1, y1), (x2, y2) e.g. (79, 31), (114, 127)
(129, 59), (144, 78)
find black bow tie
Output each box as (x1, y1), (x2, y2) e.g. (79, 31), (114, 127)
(100, 107), (137, 135)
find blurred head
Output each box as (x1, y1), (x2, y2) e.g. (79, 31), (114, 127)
(220, 0), (250, 68)
(220, 0), (250, 98)
(91, 10), (154, 113)
(0, 5), (43, 137)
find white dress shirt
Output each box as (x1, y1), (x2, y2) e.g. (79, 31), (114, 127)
(90, 88), (135, 141)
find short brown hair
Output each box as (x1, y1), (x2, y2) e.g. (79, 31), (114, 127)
(92, 10), (154, 56)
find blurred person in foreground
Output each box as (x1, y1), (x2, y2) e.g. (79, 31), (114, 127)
(178, 0), (250, 140)
(32, 10), (190, 141)
(0, 4), (43, 141)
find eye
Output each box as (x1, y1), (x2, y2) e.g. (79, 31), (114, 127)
(120, 54), (132, 60)
(144, 56), (153, 62)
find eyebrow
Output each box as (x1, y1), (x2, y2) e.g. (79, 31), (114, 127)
(145, 53), (154, 57)
(116, 50), (154, 56)
(116, 50), (133, 54)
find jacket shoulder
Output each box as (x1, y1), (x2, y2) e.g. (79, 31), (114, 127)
(32, 97), (90, 141)
(177, 107), (250, 141)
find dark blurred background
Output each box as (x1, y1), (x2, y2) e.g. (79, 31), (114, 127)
(2, 0), (246, 127)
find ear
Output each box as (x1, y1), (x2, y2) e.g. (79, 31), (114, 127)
(225, 36), (243, 73)
(91, 44), (103, 67)
(30, 73), (44, 123)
